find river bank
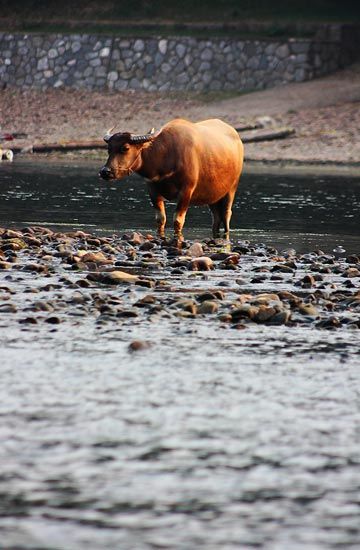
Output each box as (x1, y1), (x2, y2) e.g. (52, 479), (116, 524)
(1, 63), (359, 166)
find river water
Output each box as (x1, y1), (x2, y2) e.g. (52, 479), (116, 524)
(1, 159), (359, 253)
(0, 160), (360, 549)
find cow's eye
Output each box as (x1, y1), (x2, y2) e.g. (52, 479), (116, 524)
(119, 145), (129, 153)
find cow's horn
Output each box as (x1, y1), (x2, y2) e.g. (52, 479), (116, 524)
(103, 126), (115, 142)
(129, 129), (156, 144)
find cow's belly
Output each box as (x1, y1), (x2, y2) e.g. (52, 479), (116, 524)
(148, 171), (239, 205)
(190, 186), (227, 206)
(190, 177), (238, 205)
(147, 180), (180, 202)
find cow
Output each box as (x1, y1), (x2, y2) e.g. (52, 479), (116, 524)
(99, 118), (244, 241)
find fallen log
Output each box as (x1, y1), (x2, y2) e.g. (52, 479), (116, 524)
(10, 128), (295, 156)
(234, 123), (261, 132)
(240, 127), (295, 143)
(20, 140), (106, 153)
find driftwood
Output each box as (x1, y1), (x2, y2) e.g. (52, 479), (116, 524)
(19, 140), (106, 153)
(240, 127), (295, 143)
(234, 123), (261, 132)
(9, 127), (295, 155)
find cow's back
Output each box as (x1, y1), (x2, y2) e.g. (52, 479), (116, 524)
(159, 118), (243, 205)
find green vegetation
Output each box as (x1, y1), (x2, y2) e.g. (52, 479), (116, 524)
(1, 0), (359, 27)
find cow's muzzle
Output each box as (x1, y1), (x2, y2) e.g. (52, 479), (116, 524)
(99, 166), (114, 180)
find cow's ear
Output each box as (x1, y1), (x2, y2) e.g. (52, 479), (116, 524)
(148, 127), (155, 135)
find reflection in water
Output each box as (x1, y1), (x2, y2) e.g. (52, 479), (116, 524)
(0, 159), (359, 252)
(1, 159), (360, 549)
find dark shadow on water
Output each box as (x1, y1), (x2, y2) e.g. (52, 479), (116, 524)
(0, 159), (359, 253)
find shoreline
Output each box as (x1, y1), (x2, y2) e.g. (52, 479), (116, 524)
(8, 152), (360, 177)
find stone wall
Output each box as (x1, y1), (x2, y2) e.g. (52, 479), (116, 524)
(0, 31), (355, 92)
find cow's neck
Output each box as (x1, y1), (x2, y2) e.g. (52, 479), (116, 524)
(136, 140), (171, 181)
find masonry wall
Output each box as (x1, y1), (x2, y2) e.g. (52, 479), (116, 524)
(0, 32), (353, 92)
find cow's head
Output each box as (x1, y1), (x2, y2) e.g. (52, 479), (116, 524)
(99, 128), (155, 181)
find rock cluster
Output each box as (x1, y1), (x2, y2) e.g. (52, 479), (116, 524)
(0, 227), (359, 333)
(0, 31), (346, 92)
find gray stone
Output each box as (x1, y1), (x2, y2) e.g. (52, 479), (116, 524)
(134, 40), (144, 52)
(184, 53), (192, 67)
(175, 72), (189, 85)
(202, 71), (212, 85)
(37, 57), (48, 70)
(89, 58), (101, 67)
(160, 63), (171, 74)
(129, 77), (141, 89)
(93, 41), (102, 51)
(210, 80), (222, 91)
(114, 79), (128, 90)
(100, 47), (110, 57)
(201, 47), (213, 61)
(71, 41), (81, 53)
(176, 43), (186, 58)
(107, 70), (118, 82)
(0, 31), (346, 93)
(227, 70), (239, 82)
(199, 61), (211, 71)
(277, 44), (290, 59)
(85, 51), (98, 60)
(159, 81), (170, 91)
(158, 39), (167, 55)
(295, 68), (307, 81)
(145, 63), (155, 78)
(290, 40), (310, 54)
(95, 66), (107, 77)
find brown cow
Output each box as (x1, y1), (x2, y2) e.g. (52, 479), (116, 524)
(99, 118), (243, 240)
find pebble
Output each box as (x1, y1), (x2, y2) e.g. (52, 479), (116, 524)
(1, 227), (358, 333)
(45, 316), (61, 324)
(128, 340), (153, 352)
(197, 300), (219, 314)
(300, 274), (316, 287)
(190, 257), (214, 271)
(188, 242), (204, 257)
(269, 310), (291, 325)
(172, 299), (197, 315)
(0, 303), (17, 313)
(298, 303), (320, 317)
(87, 270), (139, 285)
(343, 268), (360, 278)
(116, 310), (139, 318)
(19, 317), (38, 324)
(253, 305), (277, 323)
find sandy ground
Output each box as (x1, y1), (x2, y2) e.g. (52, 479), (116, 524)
(1, 63), (359, 165)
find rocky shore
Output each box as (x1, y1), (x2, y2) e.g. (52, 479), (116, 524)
(1, 226), (359, 338)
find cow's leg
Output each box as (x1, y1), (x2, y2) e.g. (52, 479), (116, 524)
(154, 198), (166, 237)
(173, 189), (192, 241)
(219, 190), (236, 240)
(209, 203), (222, 238)
(148, 186), (166, 237)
